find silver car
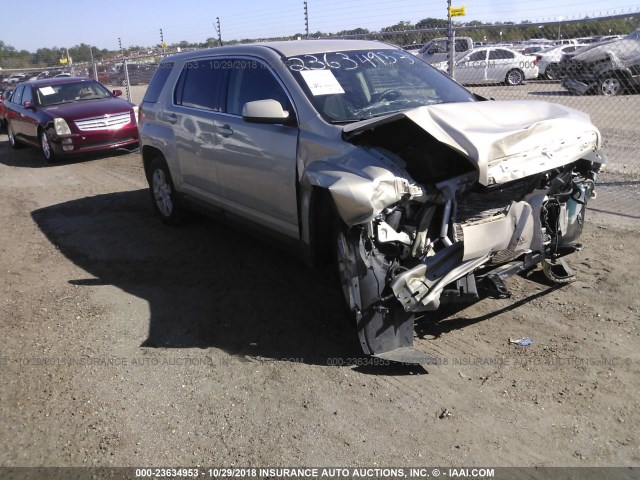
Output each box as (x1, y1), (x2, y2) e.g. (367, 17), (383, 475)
(434, 46), (539, 85)
(139, 40), (604, 363)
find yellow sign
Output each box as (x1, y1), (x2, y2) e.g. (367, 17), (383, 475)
(161, 42), (167, 49)
(59, 58), (68, 64)
(449, 5), (466, 16)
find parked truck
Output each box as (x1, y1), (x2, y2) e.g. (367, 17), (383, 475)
(417, 36), (474, 64)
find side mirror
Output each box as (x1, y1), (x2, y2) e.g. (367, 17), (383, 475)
(242, 99), (290, 124)
(23, 100), (33, 109)
(112, 89), (122, 97)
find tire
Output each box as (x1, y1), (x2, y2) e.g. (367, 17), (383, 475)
(505, 69), (524, 86)
(598, 76), (622, 96)
(545, 64), (560, 81)
(40, 129), (56, 163)
(7, 122), (24, 149)
(334, 218), (415, 357)
(148, 156), (184, 225)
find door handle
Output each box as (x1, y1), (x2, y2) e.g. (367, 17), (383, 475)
(218, 125), (234, 137)
(163, 113), (178, 124)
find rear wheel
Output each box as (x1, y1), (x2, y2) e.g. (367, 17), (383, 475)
(598, 76), (622, 96)
(7, 122), (24, 149)
(40, 129), (56, 163)
(545, 64), (560, 80)
(505, 69), (524, 86)
(148, 156), (184, 225)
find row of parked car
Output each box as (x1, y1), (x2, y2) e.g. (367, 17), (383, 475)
(409, 30), (640, 95)
(1, 63), (158, 90)
(88, 63), (157, 86)
(1, 70), (70, 86)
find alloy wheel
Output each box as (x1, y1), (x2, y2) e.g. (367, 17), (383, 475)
(152, 168), (173, 217)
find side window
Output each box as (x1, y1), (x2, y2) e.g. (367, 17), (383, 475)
(489, 49), (515, 60)
(143, 62), (173, 103)
(11, 85), (24, 105)
(455, 40), (468, 52)
(21, 86), (33, 105)
(468, 51), (487, 62)
(174, 60), (226, 112)
(11, 85), (25, 105)
(226, 61), (290, 116)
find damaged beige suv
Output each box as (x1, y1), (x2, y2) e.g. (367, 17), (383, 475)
(139, 40), (605, 364)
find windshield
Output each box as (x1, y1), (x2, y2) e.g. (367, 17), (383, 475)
(36, 81), (112, 107)
(285, 49), (476, 123)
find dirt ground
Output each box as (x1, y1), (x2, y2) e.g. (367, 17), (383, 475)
(0, 86), (639, 471)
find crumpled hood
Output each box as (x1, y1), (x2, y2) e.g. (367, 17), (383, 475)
(573, 38), (640, 63)
(343, 100), (602, 186)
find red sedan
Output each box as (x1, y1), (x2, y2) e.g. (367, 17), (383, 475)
(4, 77), (139, 162)
(0, 88), (13, 130)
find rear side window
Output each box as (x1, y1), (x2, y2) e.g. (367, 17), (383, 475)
(489, 49), (515, 60)
(11, 85), (24, 105)
(142, 62), (173, 103)
(174, 60), (227, 112)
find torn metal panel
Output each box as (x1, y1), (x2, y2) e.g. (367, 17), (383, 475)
(302, 153), (427, 227)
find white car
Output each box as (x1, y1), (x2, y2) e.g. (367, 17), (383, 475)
(434, 47), (538, 86)
(535, 44), (586, 80)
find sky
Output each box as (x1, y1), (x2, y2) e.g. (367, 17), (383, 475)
(2, 0), (639, 52)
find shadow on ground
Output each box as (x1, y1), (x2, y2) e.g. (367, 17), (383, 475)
(31, 189), (367, 365)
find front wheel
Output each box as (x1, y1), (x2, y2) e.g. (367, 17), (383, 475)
(505, 69), (524, 86)
(598, 76), (622, 96)
(148, 156), (184, 225)
(40, 130), (56, 163)
(334, 220), (416, 358)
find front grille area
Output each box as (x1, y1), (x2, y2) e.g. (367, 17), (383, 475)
(456, 179), (530, 224)
(75, 112), (132, 131)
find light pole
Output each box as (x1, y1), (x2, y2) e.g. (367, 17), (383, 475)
(557, 16), (563, 41)
(447, 0), (454, 77)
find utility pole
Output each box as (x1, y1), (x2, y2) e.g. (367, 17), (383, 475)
(304, 0), (309, 39)
(118, 37), (131, 102)
(215, 17), (223, 46)
(160, 28), (166, 56)
(557, 16), (563, 40)
(447, 0), (454, 78)
(65, 47), (72, 74)
(89, 46), (98, 82)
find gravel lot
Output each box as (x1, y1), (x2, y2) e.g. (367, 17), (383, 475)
(0, 82), (638, 471)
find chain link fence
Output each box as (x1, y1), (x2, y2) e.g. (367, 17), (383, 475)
(2, 13), (639, 165)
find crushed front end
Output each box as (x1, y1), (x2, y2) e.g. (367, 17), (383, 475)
(324, 101), (606, 363)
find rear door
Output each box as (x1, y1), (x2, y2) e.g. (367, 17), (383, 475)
(6, 85), (25, 137)
(171, 58), (228, 203)
(486, 48), (516, 83)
